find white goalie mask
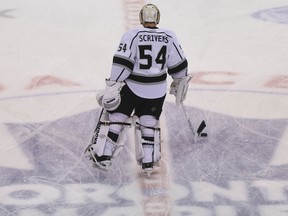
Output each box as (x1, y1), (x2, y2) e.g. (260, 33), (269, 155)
(139, 4), (160, 25)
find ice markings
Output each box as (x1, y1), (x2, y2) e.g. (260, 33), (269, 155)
(0, 9), (15, 19)
(0, 106), (287, 215)
(0, 125), (32, 170)
(166, 103), (288, 214)
(252, 6), (288, 24)
(270, 126), (288, 166)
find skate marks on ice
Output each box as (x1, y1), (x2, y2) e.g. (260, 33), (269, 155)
(135, 124), (173, 216)
(165, 102), (288, 215)
(0, 9), (15, 19)
(0, 109), (140, 215)
(0, 108), (173, 216)
(1, 105), (288, 215)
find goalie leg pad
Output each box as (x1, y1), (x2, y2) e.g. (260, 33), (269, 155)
(85, 110), (131, 165)
(153, 126), (161, 164)
(107, 112), (131, 157)
(133, 115), (161, 165)
(84, 110), (110, 157)
(134, 116), (144, 163)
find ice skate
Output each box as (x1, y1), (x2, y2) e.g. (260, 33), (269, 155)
(90, 153), (112, 171)
(142, 162), (154, 177)
(85, 146), (112, 171)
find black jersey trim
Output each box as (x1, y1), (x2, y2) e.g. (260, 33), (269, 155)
(113, 55), (134, 71)
(128, 73), (167, 83)
(168, 59), (188, 75)
(173, 42), (184, 59)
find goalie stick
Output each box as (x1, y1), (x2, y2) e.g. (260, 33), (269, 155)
(180, 103), (207, 138)
(84, 108), (105, 155)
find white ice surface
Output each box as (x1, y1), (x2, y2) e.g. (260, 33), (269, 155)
(0, 0), (288, 215)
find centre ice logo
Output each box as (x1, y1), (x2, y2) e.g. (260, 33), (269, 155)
(0, 105), (287, 215)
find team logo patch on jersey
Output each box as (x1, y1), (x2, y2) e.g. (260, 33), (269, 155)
(252, 6), (288, 24)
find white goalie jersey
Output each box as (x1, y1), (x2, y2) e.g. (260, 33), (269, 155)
(109, 26), (188, 99)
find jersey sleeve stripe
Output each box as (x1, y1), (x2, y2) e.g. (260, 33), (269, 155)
(168, 59), (188, 75)
(173, 42), (184, 59)
(113, 55), (134, 72)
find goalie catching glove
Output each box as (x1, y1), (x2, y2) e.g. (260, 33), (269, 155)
(170, 74), (193, 106)
(97, 79), (125, 111)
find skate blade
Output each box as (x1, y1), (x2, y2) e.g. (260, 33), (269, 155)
(142, 168), (153, 177)
(84, 144), (93, 155)
(87, 152), (111, 171)
(92, 162), (109, 171)
(90, 157), (111, 171)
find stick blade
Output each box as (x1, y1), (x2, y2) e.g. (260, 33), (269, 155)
(196, 120), (206, 136)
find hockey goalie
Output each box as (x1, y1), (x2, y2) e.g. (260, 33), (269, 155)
(84, 4), (190, 176)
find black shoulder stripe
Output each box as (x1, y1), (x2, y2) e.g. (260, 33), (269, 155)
(168, 59), (188, 75)
(113, 56), (134, 71)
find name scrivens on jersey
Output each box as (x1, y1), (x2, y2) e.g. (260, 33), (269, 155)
(139, 34), (169, 43)
(109, 27), (188, 99)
